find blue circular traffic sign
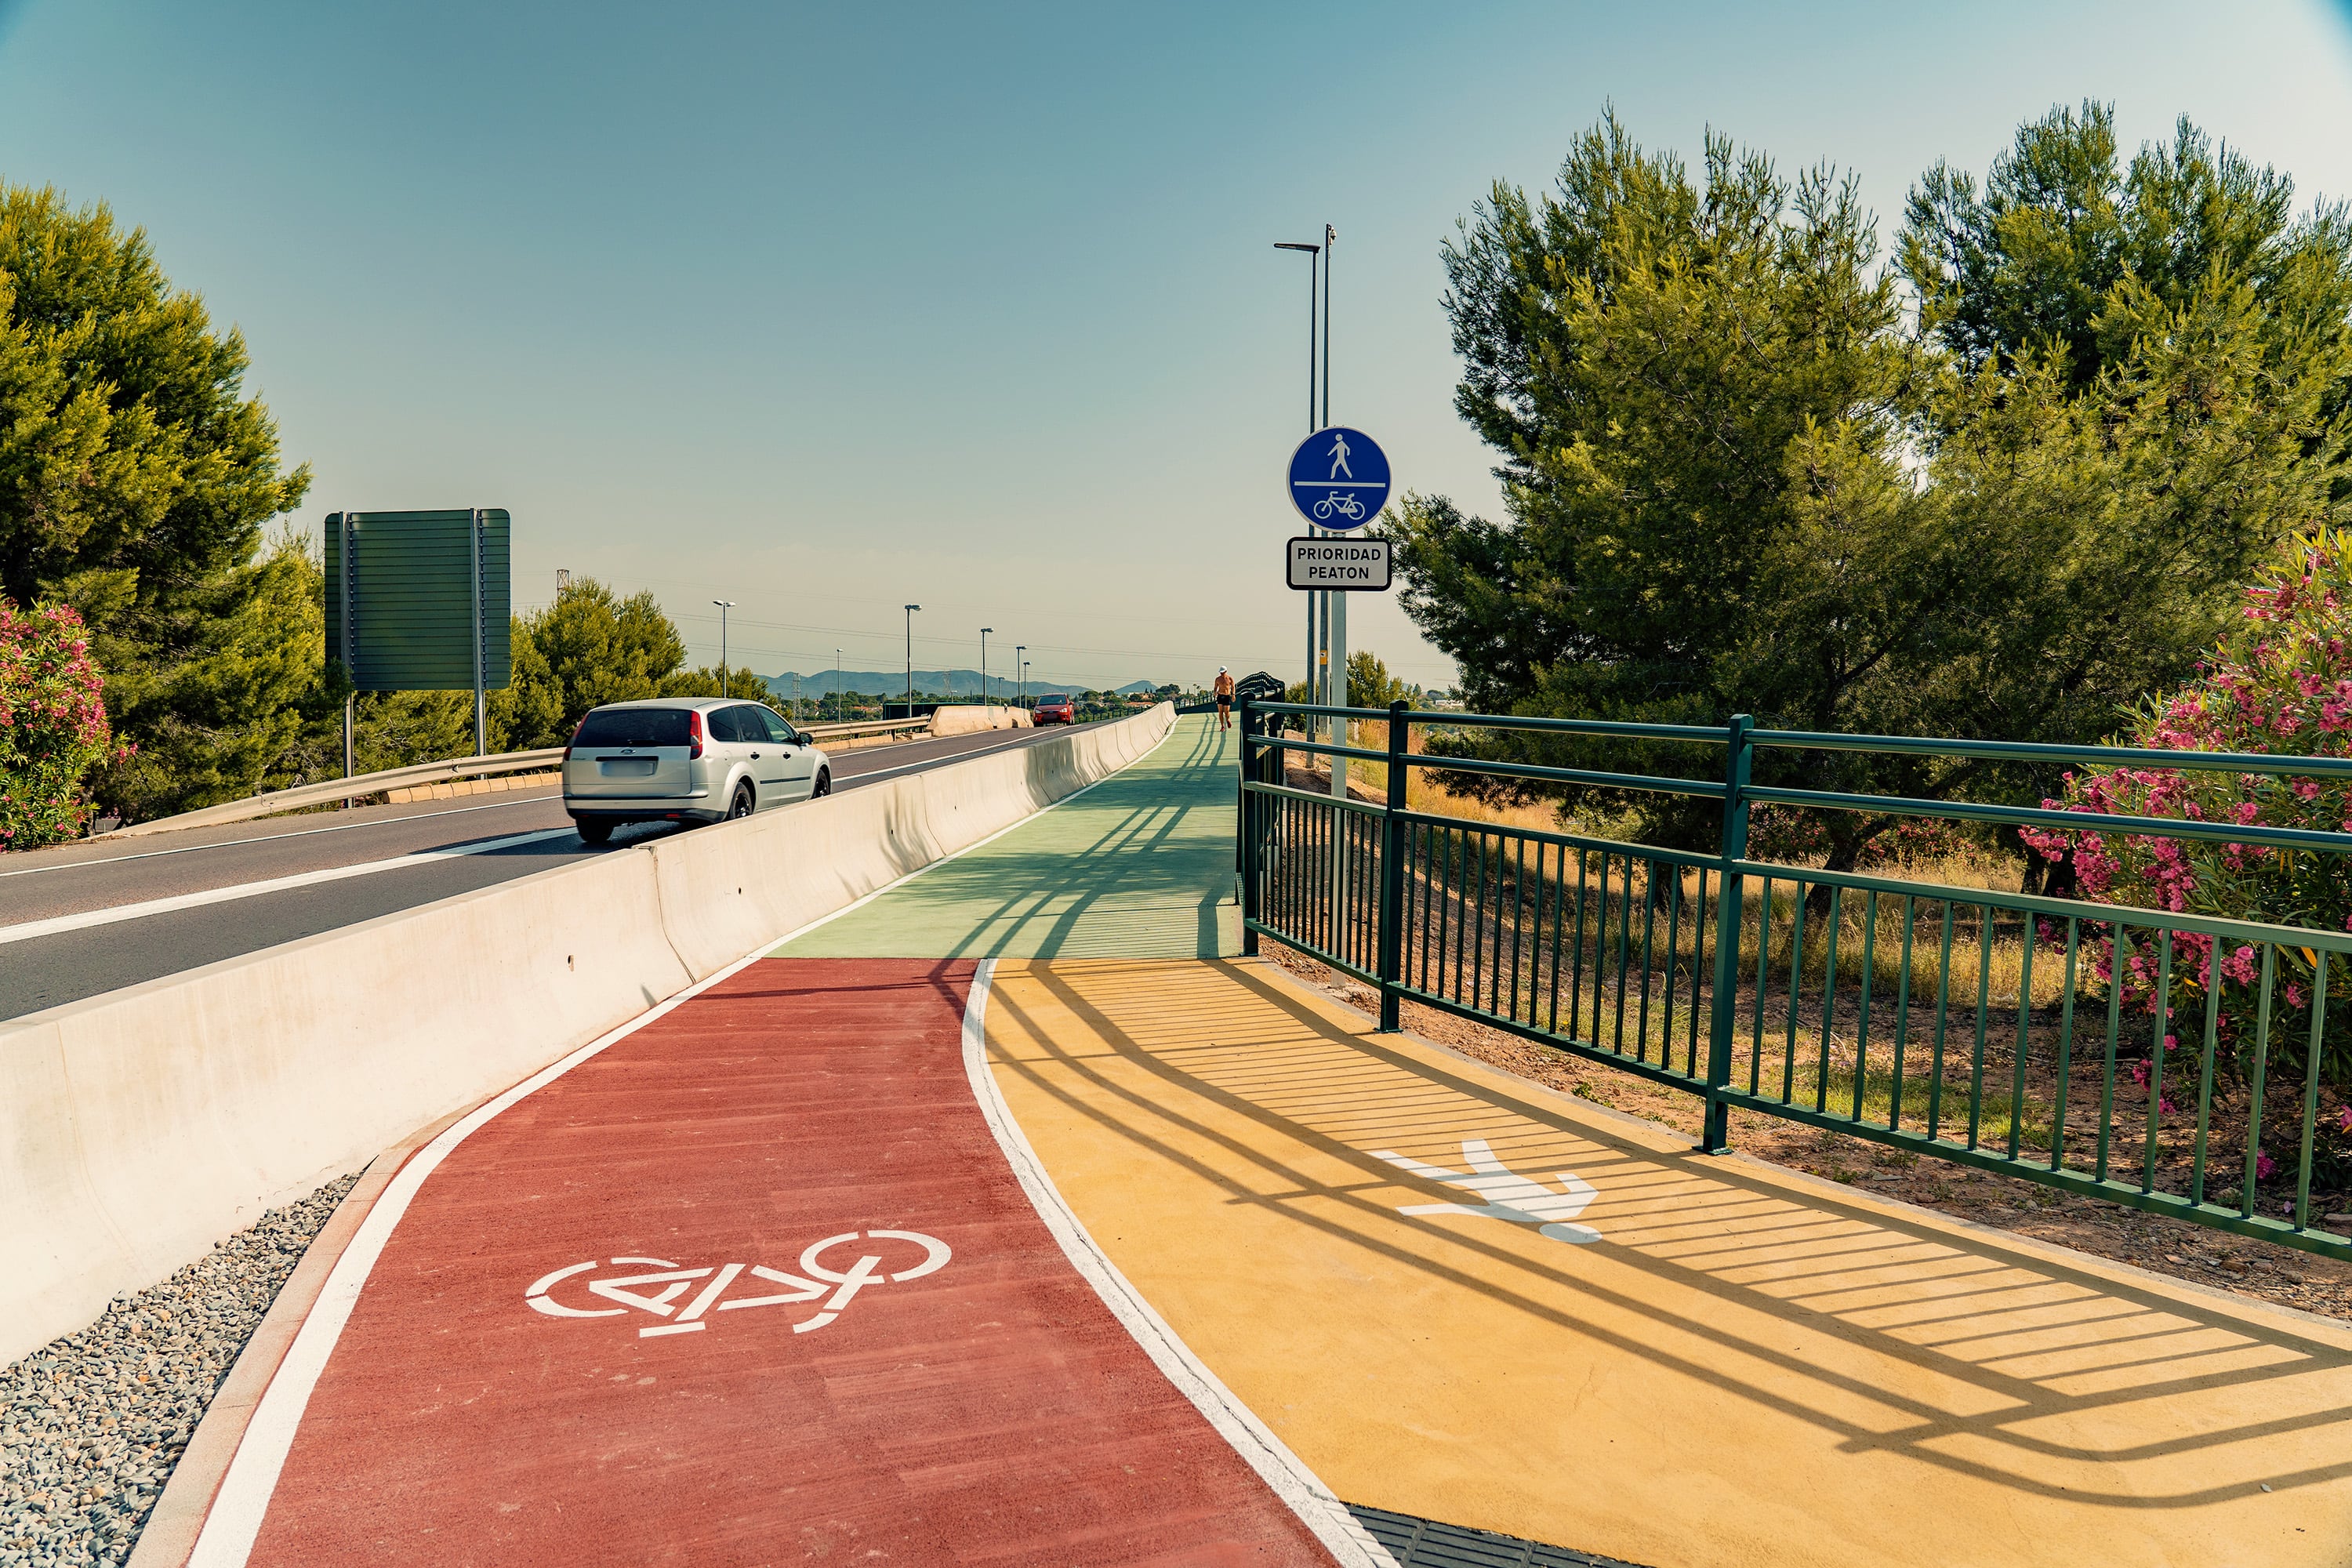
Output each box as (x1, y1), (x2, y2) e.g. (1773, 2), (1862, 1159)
(1287, 427), (1388, 531)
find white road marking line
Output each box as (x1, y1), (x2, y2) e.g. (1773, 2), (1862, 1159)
(833, 724), (1081, 787)
(1, 722), (1065, 888)
(184, 937), (782, 1568)
(957, 960), (1400, 1568)
(180, 713), (1174, 1566)
(0, 793), (564, 880)
(0, 829), (577, 946)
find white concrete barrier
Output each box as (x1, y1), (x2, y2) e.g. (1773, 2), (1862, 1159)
(0, 703), (1177, 1364)
(927, 705), (1033, 737)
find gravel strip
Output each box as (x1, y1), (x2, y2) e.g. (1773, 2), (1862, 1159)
(0, 1176), (358, 1567)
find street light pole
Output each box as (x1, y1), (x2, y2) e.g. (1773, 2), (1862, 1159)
(905, 604), (920, 714)
(835, 647), (843, 719)
(1276, 238), (1322, 720)
(1324, 221), (1346, 771)
(712, 601), (735, 689)
(981, 627), (993, 714)
(1014, 644), (1025, 710)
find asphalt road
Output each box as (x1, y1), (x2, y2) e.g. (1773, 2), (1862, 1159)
(0, 722), (1109, 1022)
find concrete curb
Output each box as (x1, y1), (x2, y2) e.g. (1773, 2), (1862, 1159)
(122, 1108), (464, 1568)
(0, 703), (1175, 1364)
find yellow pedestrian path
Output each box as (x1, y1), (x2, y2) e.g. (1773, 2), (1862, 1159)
(982, 956), (2352, 1568)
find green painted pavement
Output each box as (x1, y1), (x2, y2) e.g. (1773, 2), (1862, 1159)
(773, 714), (1240, 959)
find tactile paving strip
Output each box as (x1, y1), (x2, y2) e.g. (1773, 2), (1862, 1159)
(1345, 1504), (1649, 1568)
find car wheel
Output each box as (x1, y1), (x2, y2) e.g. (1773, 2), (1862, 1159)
(728, 782), (756, 819)
(811, 768), (831, 799)
(575, 817), (613, 845)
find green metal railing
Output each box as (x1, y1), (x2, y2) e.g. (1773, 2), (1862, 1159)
(1236, 699), (2352, 1261)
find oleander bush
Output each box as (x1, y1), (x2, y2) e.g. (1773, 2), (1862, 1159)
(0, 600), (130, 848)
(2024, 528), (2352, 1115)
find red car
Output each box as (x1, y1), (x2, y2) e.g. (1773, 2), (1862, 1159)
(1033, 693), (1076, 725)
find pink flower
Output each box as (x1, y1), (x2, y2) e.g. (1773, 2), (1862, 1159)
(2256, 1150), (2278, 1181)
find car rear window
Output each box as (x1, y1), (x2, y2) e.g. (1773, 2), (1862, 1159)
(1039, 695), (1069, 706)
(575, 708), (693, 748)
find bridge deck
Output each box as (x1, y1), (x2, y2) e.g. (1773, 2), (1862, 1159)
(172, 716), (2352, 1566)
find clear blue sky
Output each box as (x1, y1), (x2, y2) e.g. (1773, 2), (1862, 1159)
(3, 2), (2350, 691)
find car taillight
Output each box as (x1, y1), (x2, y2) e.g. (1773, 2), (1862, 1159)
(688, 707), (704, 760)
(563, 718), (586, 762)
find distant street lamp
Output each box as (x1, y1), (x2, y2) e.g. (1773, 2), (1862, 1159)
(713, 601), (736, 685)
(835, 647), (843, 718)
(905, 604), (921, 713)
(981, 627), (993, 712)
(1014, 644), (1025, 709)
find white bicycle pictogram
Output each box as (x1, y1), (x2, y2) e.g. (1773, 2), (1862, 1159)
(1311, 492), (1367, 523)
(1372, 1138), (1600, 1243)
(524, 1229), (951, 1339)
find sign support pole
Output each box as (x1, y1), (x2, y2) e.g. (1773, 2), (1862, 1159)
(470, 507), (486, 761)
(1322, 227), (1349, 931)
(340, 512), (356, 807)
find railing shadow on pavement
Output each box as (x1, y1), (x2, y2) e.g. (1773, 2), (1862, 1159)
(982, 956), (2352, 1512)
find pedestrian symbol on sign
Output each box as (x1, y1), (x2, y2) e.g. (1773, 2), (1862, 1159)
(1286, 426), (1388, 531)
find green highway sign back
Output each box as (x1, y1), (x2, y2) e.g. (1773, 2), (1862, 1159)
(325, 510), (511, 693)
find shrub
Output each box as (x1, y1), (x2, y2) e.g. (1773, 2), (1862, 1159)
(2022, 528), (2352, 1149)
(0, 601), (131, 848)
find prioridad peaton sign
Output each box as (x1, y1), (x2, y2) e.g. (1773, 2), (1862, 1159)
(1287, 535), (1392, 591)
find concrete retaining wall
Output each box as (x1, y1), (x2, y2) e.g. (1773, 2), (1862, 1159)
(0, 703), (1176, 1364)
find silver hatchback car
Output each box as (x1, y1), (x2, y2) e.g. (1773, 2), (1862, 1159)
(562, 698), (833, 844)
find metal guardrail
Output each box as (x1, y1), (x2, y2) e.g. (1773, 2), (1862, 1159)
(800, 717), (931, 742)
(100, 749), (571, 839)
(1238, 697), (2352, 1262)
(97, 715), (938, 840)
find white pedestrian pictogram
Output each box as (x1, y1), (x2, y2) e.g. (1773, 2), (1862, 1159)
(524, 1229), (952, 1339)
(1327, 431), (1352, 480)
(1370, 1138), (1599, 1243)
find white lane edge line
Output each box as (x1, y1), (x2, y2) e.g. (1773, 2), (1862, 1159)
(4, 722), (1058, 884)
(183, 712), (1180, 1565)
(0, 793), (566, 880)
(0, 829), (580, 947)
(183, 931), (779, 1567)
(831, 721), (1091, 788)
(956, 960), (1399, 1568)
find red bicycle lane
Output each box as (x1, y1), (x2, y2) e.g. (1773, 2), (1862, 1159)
(217, 958), (1340, 1566)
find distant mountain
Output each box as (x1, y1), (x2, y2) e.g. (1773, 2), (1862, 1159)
(764, 669), (1167, 699)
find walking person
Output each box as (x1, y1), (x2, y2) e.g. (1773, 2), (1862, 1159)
(1214, 666), (1235, 731)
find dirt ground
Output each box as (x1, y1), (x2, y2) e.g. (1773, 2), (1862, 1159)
(1259, 939), (2352, 1323)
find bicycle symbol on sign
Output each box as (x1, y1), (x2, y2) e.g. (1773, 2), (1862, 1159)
(1311, 492), (1367, 523)
(524, 1229), (950, 1340)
